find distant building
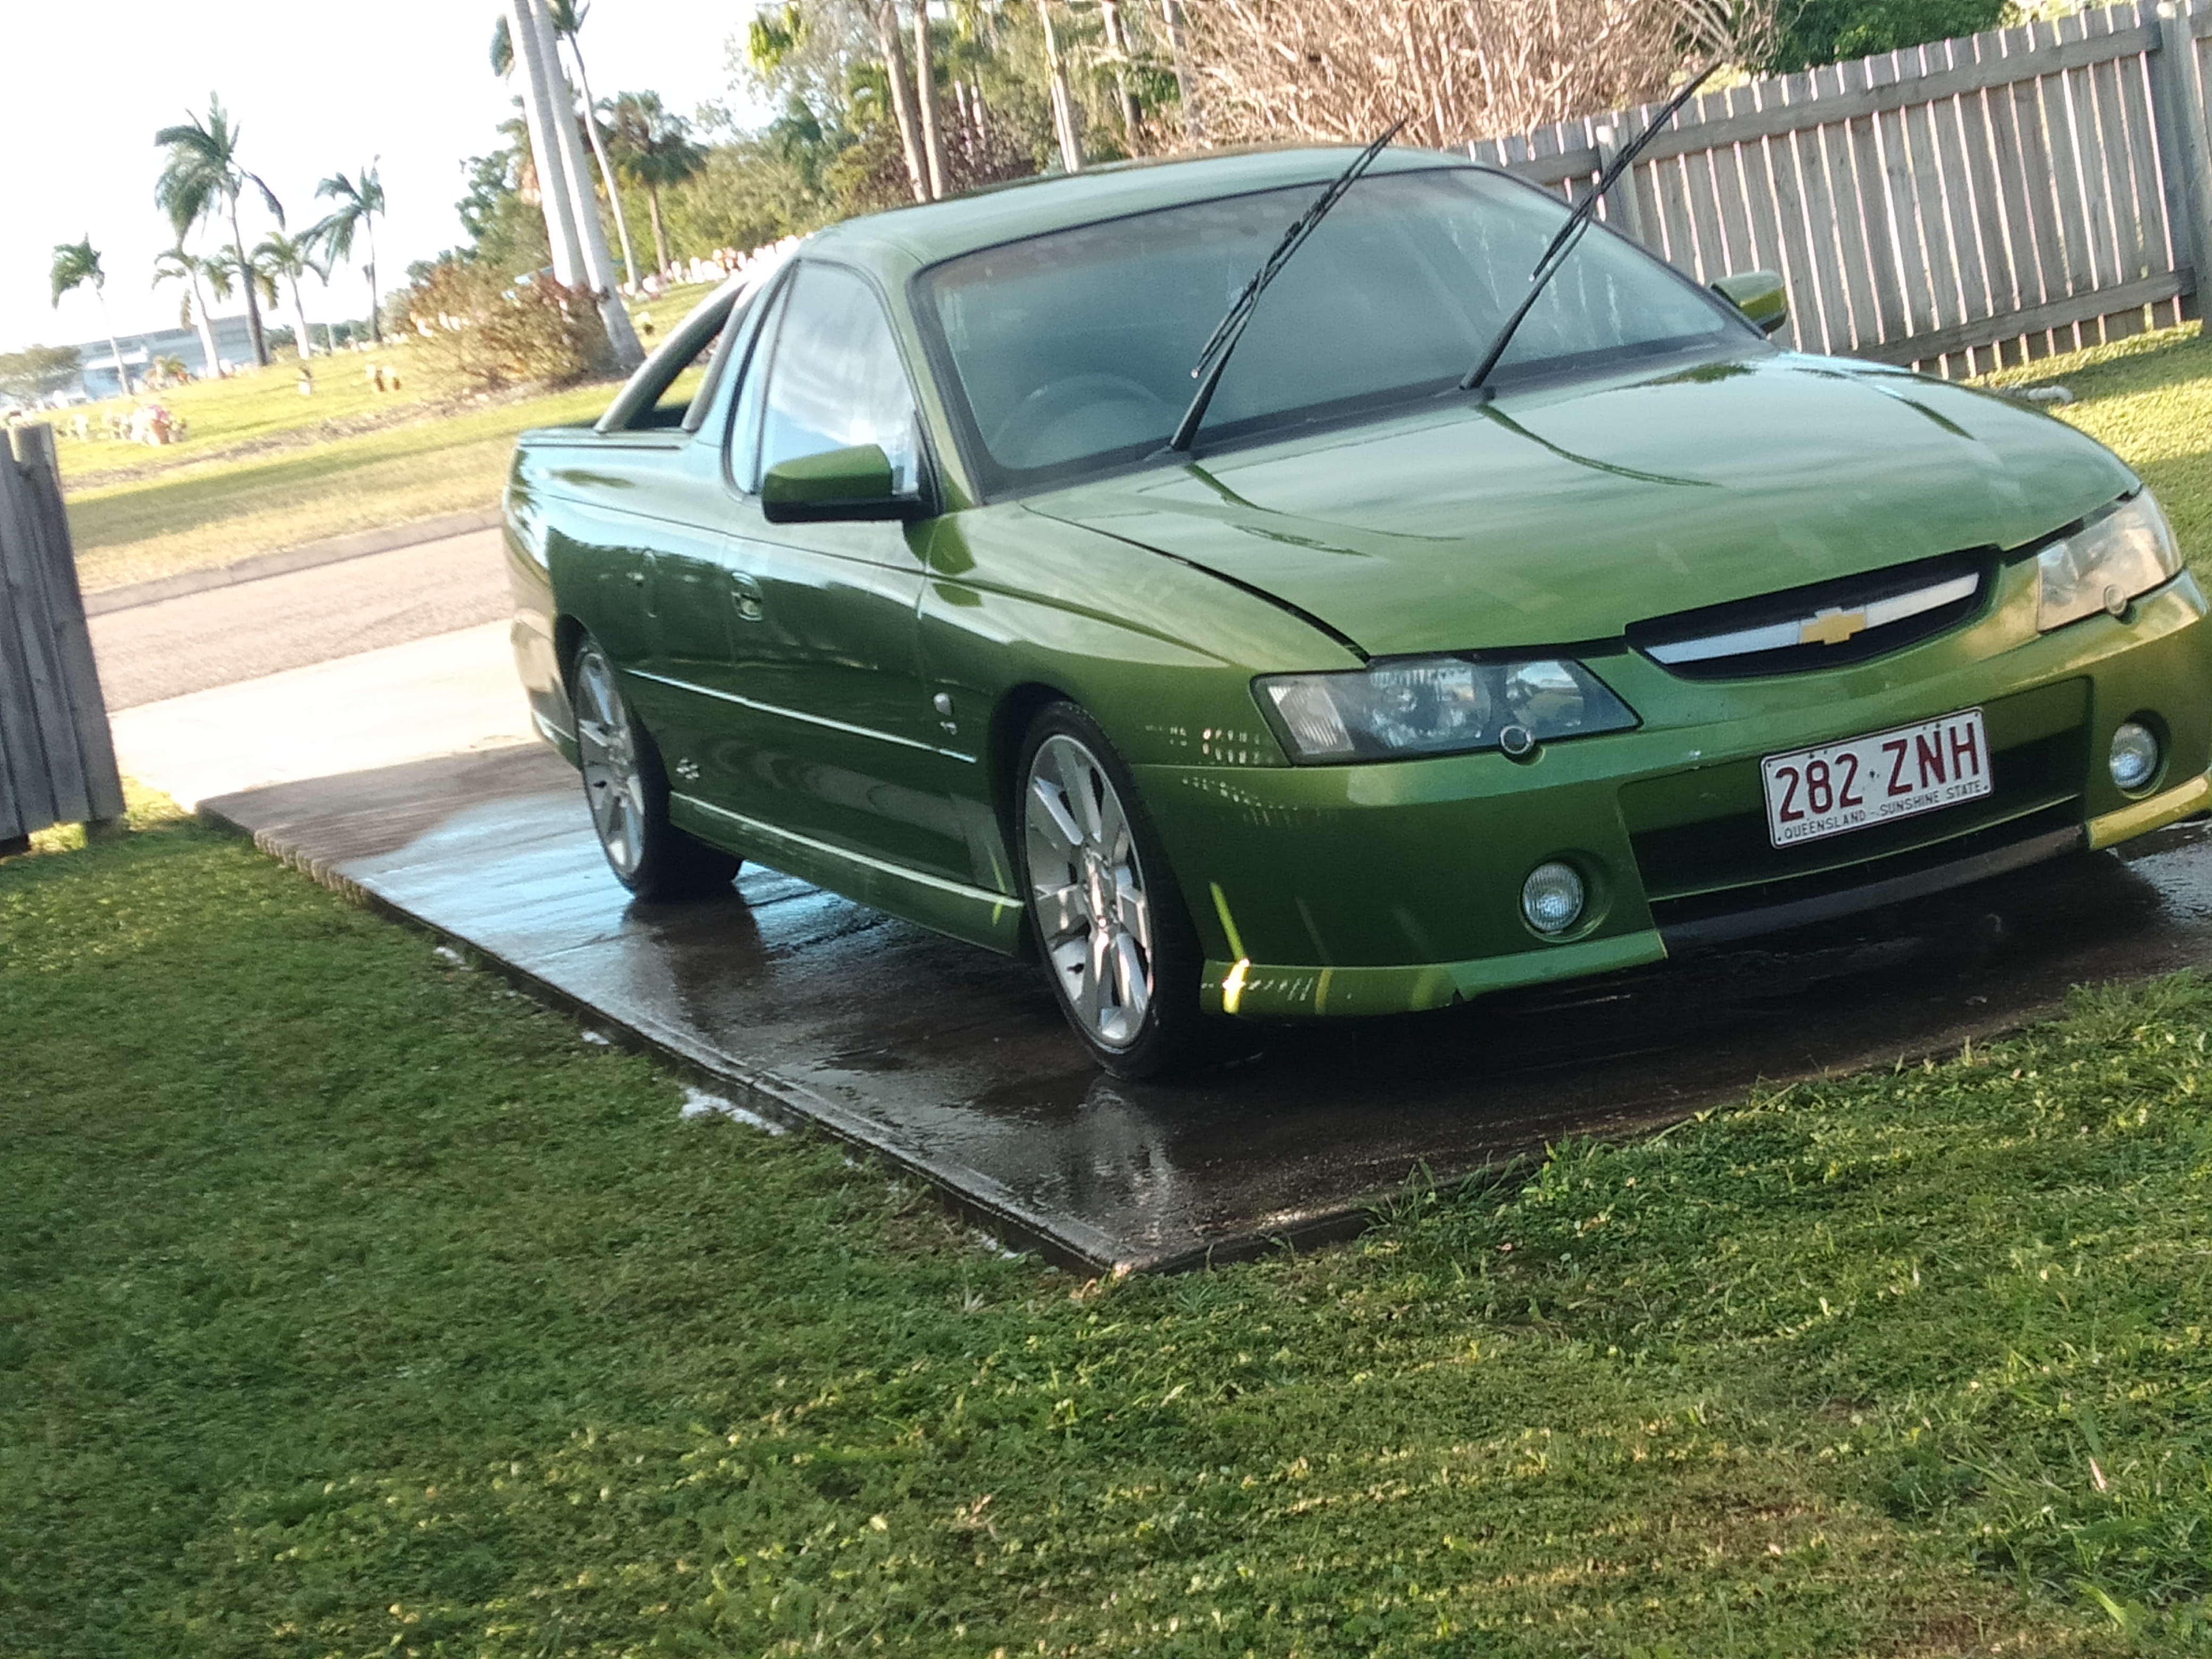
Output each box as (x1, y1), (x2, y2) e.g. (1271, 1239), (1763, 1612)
(71, 315), (259, 398)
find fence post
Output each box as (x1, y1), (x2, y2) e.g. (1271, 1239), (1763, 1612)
(1591, 122), (1651, 247)
(2156, 1), (2212, 306)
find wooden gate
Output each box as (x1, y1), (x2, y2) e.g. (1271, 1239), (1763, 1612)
(0, 424), (123, 853)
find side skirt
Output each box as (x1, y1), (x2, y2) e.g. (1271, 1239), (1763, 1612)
(669, 793), (1027, 955)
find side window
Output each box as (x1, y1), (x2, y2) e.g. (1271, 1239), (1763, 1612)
(725, 279), (791, 493)
(753, 263), (921, 495)
(608, 293), (733, 431)
(679, 292), (753, 432)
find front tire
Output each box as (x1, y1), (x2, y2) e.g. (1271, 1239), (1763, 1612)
(1016, 702), (1209, 1079)
(571, 636), (739, 900)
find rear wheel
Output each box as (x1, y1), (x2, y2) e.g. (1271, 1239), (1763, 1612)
(1017, 703), (1209, 1079)
(571, 636), (739, 899)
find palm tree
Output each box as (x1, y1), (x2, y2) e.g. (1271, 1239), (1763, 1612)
(603, 92), (707, 279)
(50, 239), (131, 400)
(153, 246), (224, 380)
(496, 1), (639, 289)
(206, 246), (276, 347)
(154, 95), (282, 367)
(255, 232), (327, 361)
(311, 164), (385, 344)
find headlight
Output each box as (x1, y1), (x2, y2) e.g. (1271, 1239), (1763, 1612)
(2037, 491), (2181, 631)
(1255, 657), (1637, 763)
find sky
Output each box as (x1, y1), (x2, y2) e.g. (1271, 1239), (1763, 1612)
(0, 1), (765, 357)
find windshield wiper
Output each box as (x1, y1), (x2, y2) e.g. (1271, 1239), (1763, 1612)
(1164, 118), (1407, 455)
(1461, 64), (1717, 398)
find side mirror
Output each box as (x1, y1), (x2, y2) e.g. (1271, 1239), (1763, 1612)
(760, 443), (926, 524)
(1711, 270), (1789, 337)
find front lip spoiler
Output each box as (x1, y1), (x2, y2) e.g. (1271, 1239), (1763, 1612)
(1663, 770), (2212, 951)
(1658, 825), (2085, 951)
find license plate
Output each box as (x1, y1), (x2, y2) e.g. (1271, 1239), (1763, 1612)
(1760, 708), (1991, 848)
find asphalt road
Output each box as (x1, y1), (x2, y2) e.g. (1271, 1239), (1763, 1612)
(88, 527), (512, 711)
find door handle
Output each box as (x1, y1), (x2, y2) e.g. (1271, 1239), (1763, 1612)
(729, 573), (766, 623)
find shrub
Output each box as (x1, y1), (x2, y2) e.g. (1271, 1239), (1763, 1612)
(407, 261), (611, 392)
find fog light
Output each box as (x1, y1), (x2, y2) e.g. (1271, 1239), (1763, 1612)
(1521, 861), (1586, 935)
(2110, 720), (2161, 792)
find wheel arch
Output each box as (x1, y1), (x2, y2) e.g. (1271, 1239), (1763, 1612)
(553, 613), (591, 692)
(988, 678), (1080, 850)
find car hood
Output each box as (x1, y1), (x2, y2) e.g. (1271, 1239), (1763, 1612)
(1023, 353), (2136, 657)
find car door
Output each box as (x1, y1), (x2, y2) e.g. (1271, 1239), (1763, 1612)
(707, 259), (974, 882)
(628, 283), (785, 797)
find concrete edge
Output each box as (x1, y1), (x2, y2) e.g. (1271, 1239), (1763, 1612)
(84, 507), (505, 618)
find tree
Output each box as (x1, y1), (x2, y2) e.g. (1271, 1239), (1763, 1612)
(604, 92), (709, 276)
(154, 247), (225, 380)
(872, 1), (931, 199)
(0, 345), (84, 408)
(735, 1), (1062, 207)
(452, 120), (552, 273)
(312, 164), (386, 345)
(49, 240), (131, 400)
(207, 244), (276, 326)
(493, 3), (642, 289)
(1181, 0), (1771, 148)
(255, 232), (328, 362)
(502, 0), (643, 371)
(912, 0), (950, 197)
(1036, 0), (1083, 172)
(1764, 0), (2002, 70)
(155, 95), (281, 367)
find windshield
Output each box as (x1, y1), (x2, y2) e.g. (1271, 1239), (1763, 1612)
(915, 164), (1754, 497)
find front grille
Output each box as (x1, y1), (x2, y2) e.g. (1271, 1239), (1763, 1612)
(1628, 724), (2083, 908)
(1621, 679), (2091, 943)
(1628, 550), (1991, 678)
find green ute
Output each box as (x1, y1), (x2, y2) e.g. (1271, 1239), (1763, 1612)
(502, 144), (2212, 1077)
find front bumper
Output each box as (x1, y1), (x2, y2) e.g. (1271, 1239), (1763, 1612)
(1138, 571), (2212, 1020)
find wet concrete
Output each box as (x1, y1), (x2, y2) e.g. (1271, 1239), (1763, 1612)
(202, 738), (2212, 1272)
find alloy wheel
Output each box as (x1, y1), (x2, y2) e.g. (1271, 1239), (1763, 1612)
(574, 646), (647, 881)
(1024, 733), (1155, 1048)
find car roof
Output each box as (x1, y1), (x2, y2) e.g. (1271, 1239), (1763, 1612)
(807, 145), (1484, 281)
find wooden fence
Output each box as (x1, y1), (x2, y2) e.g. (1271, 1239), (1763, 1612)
(0, 424), (123, 852)
(1469, 0), (2212, 375)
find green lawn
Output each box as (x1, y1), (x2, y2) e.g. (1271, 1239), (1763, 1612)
(62, 383), (616, 592)
(15, 809), (2212, 1655)
(51, 280), (723, 593)
(1983, 320), (2212, 568)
